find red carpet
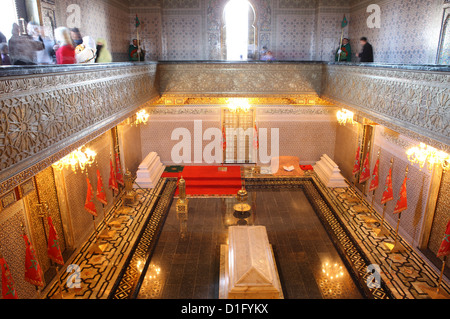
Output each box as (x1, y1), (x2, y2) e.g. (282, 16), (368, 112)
(163, 166), (242, 196)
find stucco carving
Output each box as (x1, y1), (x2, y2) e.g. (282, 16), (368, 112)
(0, 64), (159, 195)
(322, 64), (450, 151)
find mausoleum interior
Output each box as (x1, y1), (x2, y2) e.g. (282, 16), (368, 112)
(0, 0), (449, 301)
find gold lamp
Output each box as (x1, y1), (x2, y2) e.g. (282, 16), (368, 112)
(406, 143), (450, 172)
(52, 146), (97, 173)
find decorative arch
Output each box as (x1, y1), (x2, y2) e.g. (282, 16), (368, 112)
(437, 12), (450, 65)
(220, 0), (258, 60)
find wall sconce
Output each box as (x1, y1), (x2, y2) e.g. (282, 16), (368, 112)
(406, 143), (450, 172)
(52, 146), (97, 174)
(336, 108), (355, 125)
(133, 109), (149, 126)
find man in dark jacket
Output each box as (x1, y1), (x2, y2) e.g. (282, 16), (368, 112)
(356, 37), (374, 62)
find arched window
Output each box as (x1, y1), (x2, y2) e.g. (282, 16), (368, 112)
(222, 0), (257, 61)
(0, 0), (18, 40)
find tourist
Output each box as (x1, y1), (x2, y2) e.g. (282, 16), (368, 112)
(335, 38), (352, 62)
(261, 51), (275, 61)
(70, 27), (83, 46)
(27, 22), (55, 64)
(0, 31), (6, 44)
(95, 38), (112, 63)
(0, 43), (11, 65)
(75, 36), (97, 63)
(54, 27), (75, 64)
(8, 23), (44, 65)
(356, 37), (374, 62)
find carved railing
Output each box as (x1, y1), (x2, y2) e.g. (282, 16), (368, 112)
(322, 63), (450, 152)
(0, 62), (159, 194)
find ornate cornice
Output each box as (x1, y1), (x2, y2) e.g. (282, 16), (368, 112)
(0, 64), (159, 195)
(322, 64), (450, 152)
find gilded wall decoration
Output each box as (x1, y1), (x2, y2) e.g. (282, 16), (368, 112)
(24, 167), (66, 277)
(322, 64), (450, 152)
(0, 64), (159, 196)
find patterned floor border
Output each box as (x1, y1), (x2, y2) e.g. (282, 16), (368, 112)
(42, 178), (168, 299)
(245, 176), (391, 299)
(245, 173), (450, 299)
(109, 178), (177, 299)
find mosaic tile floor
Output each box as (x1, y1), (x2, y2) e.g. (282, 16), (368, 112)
(244, 172), (450, 299)
(43, 178), (171, 299)
(41, 172), (449, 300)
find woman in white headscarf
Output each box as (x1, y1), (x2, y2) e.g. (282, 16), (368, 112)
(75, 36), (97, 63)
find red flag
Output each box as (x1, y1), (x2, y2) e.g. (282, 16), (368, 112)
(222, 126), (227, 151)
(381, 167), (394, 204)
(437, 219), (450, 257)
(109, 159), (118, 191)
(394, 176), (408, 214)
(23, 235), (44, 287)
(84, 177), (97, 217)
(368, 157), (380, 192)
(96, 169), (107, 205)
(47, 216), (64, 265)
(352, 146), (361, 175)
(253, 123), (259, 150)
(359, 151), (371, 183)
(0, 257), (18, 299)
(115, 153), (124, 186)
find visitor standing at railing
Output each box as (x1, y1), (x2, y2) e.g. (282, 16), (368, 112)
(356, 37), (374, 62)
(54, 27), (75, 65)
(8, 23), (44, 65)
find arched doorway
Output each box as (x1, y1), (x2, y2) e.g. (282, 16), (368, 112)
(221, 0), (257, 60)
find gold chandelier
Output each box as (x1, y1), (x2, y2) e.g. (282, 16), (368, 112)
(52, 146), (97, 173)
(134, 109), (149, 126)
(227, 98), (251, 113)
(336, 109), (355, 125)
(406, 143), (450, 172)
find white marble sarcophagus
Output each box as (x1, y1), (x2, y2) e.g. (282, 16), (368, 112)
(314, 154), (348, 188)
(134, 152), (165, 189)
(219, 226), (283, 299)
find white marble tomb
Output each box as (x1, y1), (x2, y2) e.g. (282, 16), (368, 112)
(134, 152), (165, 189)
(314, 154), (348, 188)
(219, 226), (283, 299)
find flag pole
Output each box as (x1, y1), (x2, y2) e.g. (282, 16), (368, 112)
(337, 28), (344, 62)
(437, 256), (447, 293)
(385, 165), (408, 254)
(374, 157), (393, 237)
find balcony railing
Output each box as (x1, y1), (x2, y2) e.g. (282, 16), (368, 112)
(0, 61), (448, 194)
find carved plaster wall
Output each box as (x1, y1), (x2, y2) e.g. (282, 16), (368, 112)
(0, 64), (159, 196)
(322, 64), (450, 152)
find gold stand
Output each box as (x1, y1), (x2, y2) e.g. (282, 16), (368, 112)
(373, 204), (389, 237)
(416, 257), (449, 299)
(384, 212), (405, 253)
(233, 187), (251, 213)
(360, 189), (379, 224)
(89, 217), (108, 255)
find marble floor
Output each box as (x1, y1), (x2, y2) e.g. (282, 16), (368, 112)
(137, 189), (363, 299)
